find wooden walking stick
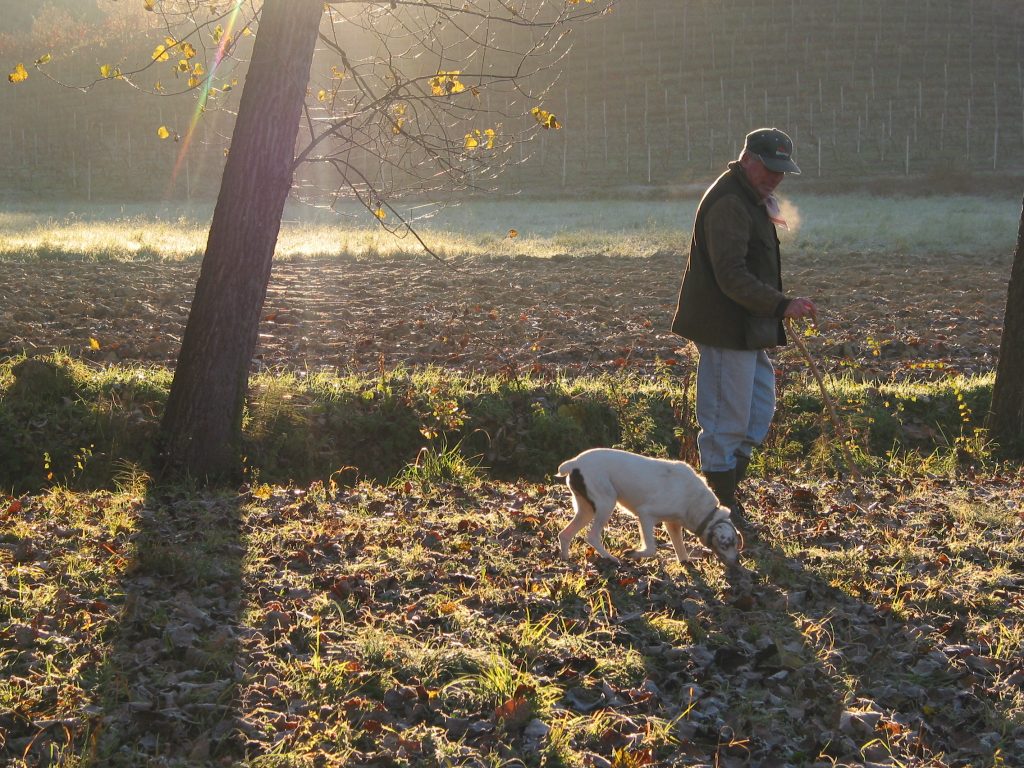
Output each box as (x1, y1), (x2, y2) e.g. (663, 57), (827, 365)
(785, 317), (864, 481)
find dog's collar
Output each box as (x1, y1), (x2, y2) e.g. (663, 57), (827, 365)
(693, 506), (722, 545)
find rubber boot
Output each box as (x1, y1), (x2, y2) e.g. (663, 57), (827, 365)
(731, 454), (751, 529)
(703, 468), (745, 529)
(734, 454), (751, 484)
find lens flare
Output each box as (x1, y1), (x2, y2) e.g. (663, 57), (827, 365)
(167, 0), (245, 196)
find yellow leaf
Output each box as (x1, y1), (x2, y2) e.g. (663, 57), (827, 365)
(251, 484), (273, 501)
(484, 127), (496, 149)
(181, 42), (196, 60)
(464, 132), (479, 150)
(507, 229), (519, 239)
(165, 36), (177, 47)
(7, 63), (28, 84)
(154, 80), (164, 92)
(391, 102), (406, 133)
(212, 24), (224, 43)
(531, 106), (561, 130)
(374, 207), (387, 221)
(317, 89), (327, 101)
(34, 53), (51, 66)
(99, 64), (112, 78)
(157, 125), (170, 139)
(188, 74), (200, 88)
(143, 0), (156, 10)
(89, 337), (101, 350)
(192, 62), (204, 76)
(177, 60), (190, 72)
(152, 44), (169, 62)
(430, 71), (465, 96)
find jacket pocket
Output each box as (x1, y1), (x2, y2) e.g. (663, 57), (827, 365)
(744, 315), (779, 349)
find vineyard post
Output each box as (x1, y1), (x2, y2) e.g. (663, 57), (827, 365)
(623, 102), (629, 176)
(684, 93), (690, 162)
(643, 81), (648, 146)
(967, 97), (972, 162)
(583, 93), (589, 171)
(562, 137), (567, 187)
(993, 80), (999, 171)
(601, 99), (608, 166)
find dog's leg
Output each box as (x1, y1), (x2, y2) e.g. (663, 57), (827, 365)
(584, 502), (620, 563)
(664, 521), (704, 563)
(558, 495), (594, 560)
(624, 511), (659, 559)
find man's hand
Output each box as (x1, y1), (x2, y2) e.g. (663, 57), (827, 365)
(783, 297), (817, 321)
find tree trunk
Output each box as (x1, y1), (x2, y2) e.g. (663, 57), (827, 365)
(160, 0), (323, 479)
(989, 194), (1024, 455)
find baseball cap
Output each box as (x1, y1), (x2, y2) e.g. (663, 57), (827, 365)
(744, 128), (801, 174)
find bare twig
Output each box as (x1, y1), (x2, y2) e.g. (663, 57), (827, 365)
(785, 317), (864, 481)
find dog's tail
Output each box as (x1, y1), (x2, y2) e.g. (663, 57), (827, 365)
(559, 464), (597, 514)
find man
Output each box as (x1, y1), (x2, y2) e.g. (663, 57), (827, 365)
(671, 127), (817, 527)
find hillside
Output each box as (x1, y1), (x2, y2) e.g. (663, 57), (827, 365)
(525, 0), (1024, 192)
(2, 0), (1024, 201)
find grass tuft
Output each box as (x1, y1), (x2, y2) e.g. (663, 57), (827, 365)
(0, 355), (1009, 494)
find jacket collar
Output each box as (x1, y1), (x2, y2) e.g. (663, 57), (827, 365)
(693, 505), (727, 546)
(727, 161), (764, 206)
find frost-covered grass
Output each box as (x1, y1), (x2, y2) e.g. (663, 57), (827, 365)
(0, 194), (1018, 261)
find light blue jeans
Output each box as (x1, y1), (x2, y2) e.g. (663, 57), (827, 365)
(694, 344), (776, 472)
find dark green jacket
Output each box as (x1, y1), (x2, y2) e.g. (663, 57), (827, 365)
(671, 162), (790, 350)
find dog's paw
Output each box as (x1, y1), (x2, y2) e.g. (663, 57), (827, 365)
(625, 549), (653, 560)
(675, 547), (711, 563)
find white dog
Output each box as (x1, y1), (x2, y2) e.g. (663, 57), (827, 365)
(556, 448), (743, 568)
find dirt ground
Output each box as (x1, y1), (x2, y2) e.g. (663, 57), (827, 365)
(0, 249), (1011, 380)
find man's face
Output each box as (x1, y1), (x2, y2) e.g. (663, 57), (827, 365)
(742, 154), (785, 200)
